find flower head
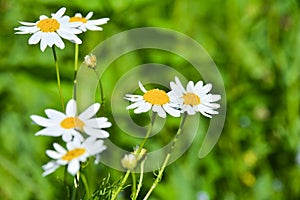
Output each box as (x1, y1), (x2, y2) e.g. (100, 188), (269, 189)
(42, 137), (106, 176)
(14, 7), (82, 51)
(69, 12), (109, 32)
(121, 154), (138, 170)
(169, 77), (221, 117)
(31, 99), (111, 142)
(84, 54), (97, 69)
(125, 81), (181, 118)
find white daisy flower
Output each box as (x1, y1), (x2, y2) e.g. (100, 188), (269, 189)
(69, 12), (109, 32)
(14, 7), (82, 52)
(169, 77), (221, 117)
(42, 137), (106, 176)
(31, 99), (111, 142)
(125, 81), (181, 118)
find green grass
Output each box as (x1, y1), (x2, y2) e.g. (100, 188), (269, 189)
(1, 0), (300, 199)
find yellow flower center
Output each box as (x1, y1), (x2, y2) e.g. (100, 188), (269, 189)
(60, 117), (85, 130)
(62, 148), (86, 161)
(69, 16), (87, 23)
(143, 89), (169, 105)
(37, 18), (60, 32)
(182, 93), (200, 106)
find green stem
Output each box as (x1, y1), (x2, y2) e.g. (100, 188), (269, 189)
(143, 113), (187, 200)
(131, 173), (137, 200)
(93, 69), (104, 106)
(111, 170), (131, 200)
(134, 158), (146, 200)
(52, 46), (64, 111)
(81, 173), (91, 199)
(111, 113), (156, 200)
(73, 44), (79, 100)
(139, 112), (157, 151)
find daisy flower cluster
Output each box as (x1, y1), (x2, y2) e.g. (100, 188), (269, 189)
(31, 98), (111, 177)
(15, 7), (111, 176)
(14, 7), (109, 51)
(125, 76), (221, 118)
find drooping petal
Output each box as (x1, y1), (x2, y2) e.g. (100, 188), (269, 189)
(152, 105), (166, 118)
(134, 102), (152, 114)
(67, 160), (80, 175)
(28, 31), (43, 44)
(163, 104), (181, 117)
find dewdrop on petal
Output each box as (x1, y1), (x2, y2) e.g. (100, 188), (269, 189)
(121, 154), (138, 170)
(84, 54), (97, 69)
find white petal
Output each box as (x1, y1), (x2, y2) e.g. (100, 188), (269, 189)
(66, 99), (77, 116)
(85, 12), (93, 19)
(186, 106), (196, 115)
(31, 115), (56, 127)
(152, 105), (166, 118)
(40, 36), (48, 52)
(42, 161), (60, 176)
(19, 21), (37, 26)
(46, 150), (62, 159)
(34, 127), (62, 137)
(175, 77), (186, 94)
(83, 127), (110, 138)
(134, 102), (152, 113)
(88, 18), (109, 25)
(138, 81), (147, 93)
(84, 24), (103, 31)
(198, 83), (212, 95)
(52, 33), (65, 49)
(45, 109), (66, 120)
(186, 81), (195, 92)
(126, 100), (145, 109)
(62, 132), (73, 142)
(52, 7), (66, 19)
(67, 160), (80, 176)
(79, 103), (100, 120)
(84, 118), (111, 128)
(28, 31), (43, 44)
(194, 81), (204, 92)
(53, 143), (67, 154)
(124, 94), (143, 102)
(163, 104), (181, 117)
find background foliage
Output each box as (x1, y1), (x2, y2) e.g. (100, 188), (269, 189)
(1, 0), (300, 199)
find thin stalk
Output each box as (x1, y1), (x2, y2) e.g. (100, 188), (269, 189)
(73, 44), (79, 100)
(110, 170), (131, 200)
(71, 172), (80, 200)
(93, 69), (104, 106)
(139, 112), (157, 151)
(131, 172), (137, 200)
(134, 158), (146, 200)
(81, 173), (91, 199)
(143, 113), (187, 200)
(111, 113), (156, 200)
(52, 46), (64, 111)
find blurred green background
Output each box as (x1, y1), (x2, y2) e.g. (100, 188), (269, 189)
(1, 0), (300, 199)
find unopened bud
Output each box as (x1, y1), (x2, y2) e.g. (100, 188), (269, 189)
(121, 154), (137, 170)
(84, 54), (97, 69)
